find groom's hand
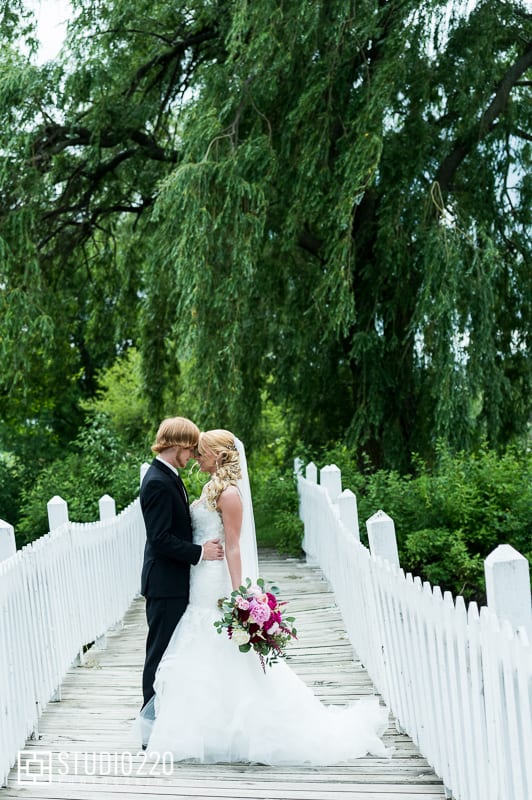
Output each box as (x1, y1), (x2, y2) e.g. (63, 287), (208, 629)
(202, 539), (224, 560)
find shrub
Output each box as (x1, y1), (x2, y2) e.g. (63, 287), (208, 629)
(404, 528), (485, 600)
(311, 440), (531, 604)
(251, 466), (303, 555)
(80, 347), (151, 447)
(17, 414), (142, 545)
(0, 457), (21, 528)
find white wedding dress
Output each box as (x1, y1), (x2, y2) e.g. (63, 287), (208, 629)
(135, 497), (390, 765)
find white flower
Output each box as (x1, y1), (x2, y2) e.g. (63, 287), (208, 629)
(232, 629), (251, 646)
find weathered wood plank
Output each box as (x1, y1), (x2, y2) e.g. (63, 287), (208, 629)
(4, 550), (445, 799)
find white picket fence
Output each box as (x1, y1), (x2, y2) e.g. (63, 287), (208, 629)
(0, 494), (146, 787)
(297, 461), (532, 800)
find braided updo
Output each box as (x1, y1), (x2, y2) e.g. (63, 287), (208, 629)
(199, 429), (242, 510)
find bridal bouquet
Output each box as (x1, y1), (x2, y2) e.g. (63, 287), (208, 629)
(215, 578), (297, 672)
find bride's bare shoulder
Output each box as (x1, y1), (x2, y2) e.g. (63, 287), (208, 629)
(218, 485), (242, 509)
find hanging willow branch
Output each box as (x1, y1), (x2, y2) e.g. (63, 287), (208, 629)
(435, 38), (532, 198)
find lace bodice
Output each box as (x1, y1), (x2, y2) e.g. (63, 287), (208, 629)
(190, 497), (224, 545)
(189, 497), (231, 607)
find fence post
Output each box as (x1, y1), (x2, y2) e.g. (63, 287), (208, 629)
(99, 494), (116, 521)
(305, 461), (317, 483)
(0, 519), (16, 562)
(484, 544), (532, 639)
(140, 462), (150, 487)
(320, 464), (342, 501)
(337, 489), (360, 541)
(366, 510), (400, 568)
(47, 496), (69, 531)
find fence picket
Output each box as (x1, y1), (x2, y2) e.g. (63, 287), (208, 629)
(442, 591), (467, 799)
(514, 632), (532, 795)
(499, 618), (530, 800)
(453, 596), (477, 800)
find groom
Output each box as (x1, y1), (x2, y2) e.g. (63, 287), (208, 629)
(140, 416), (224, 710)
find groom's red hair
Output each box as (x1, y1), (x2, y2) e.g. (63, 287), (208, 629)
(151, 416), (200, 453)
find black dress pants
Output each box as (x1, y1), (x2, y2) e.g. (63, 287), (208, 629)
(142, 596), (188, 708)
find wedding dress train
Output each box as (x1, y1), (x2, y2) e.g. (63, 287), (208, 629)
(135, 498), (390, 765)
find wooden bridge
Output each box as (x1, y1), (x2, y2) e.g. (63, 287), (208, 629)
(2, 549), (445, 800)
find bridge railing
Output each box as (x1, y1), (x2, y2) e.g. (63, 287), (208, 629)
(0, 494), (146, 787)
(297, 461), (532, 800)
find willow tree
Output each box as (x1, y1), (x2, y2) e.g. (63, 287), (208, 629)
(149, 0), (531, 464)
(0, 0), (215, 452)
(1, 0), (530, 467)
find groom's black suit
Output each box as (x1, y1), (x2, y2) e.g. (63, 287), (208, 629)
(140, 458), (202, 706)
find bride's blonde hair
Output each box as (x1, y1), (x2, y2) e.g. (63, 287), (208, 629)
(199, 429), (242, 510)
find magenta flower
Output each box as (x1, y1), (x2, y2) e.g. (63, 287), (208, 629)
(263, 614), (281, 632)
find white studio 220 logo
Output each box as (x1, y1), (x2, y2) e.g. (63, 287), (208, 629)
(17, 750), (175, 782)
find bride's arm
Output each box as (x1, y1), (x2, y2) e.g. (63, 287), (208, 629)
(218, 486), (243, 590)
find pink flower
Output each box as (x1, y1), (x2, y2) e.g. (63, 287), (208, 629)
(266, 621), (280, 635)
(266, 592), (277, 609)
(249, 599), (271, 625)
(235, 596), (250, 611)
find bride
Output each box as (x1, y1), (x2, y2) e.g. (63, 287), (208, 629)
(135, 429), (389, 764)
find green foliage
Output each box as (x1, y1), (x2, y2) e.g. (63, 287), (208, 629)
(81, 348), (151, 447)
(0, 0), (530, 487)
(404, 529), (484, 599)
(310, 441), (532, 603)
(144, 0), (531, 465)
(251, 467), (303, 556)
(16, 414), (142, 545)
(244, 399), (305, 554)
(0, 456), (21, 527)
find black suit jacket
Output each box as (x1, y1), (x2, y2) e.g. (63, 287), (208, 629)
(140, 458), (202, 598)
